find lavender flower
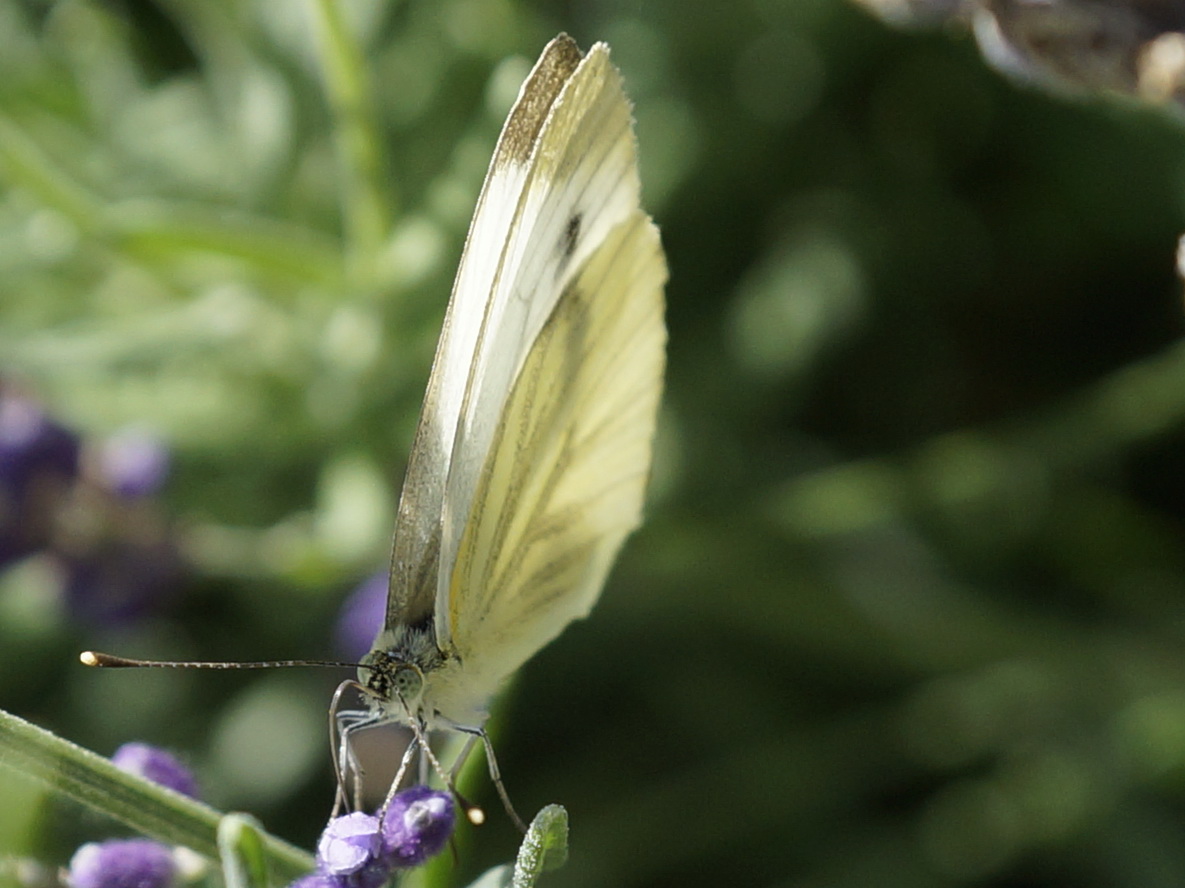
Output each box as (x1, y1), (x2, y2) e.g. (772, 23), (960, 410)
(379, 786), (455, 868)
(111, 743), (199, 799)
(286, 874), (341, 888)
(316, 813), (381, 876)
(93, 429), (170, 499)
(0, 389), (181, 629)
(0, 390), (80, 567)
(67, 840), (176, 888)
(288, 790), (456, 888)
(287, 867), (389, 888)
(310, 812), (392, 888)
(60, 539), (181, 626)
(335, 572), (386, 662)
(0, 392), (80, 492)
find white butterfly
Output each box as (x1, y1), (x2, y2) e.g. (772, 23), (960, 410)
(341, 34), (667, 826)
(80, 32), (665, 830)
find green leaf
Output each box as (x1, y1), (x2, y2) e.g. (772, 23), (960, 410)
(510, 805), (568, 888)
(219, 813), (277, 888)
(0, 708), (313, 885)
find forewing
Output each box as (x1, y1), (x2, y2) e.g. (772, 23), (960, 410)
(434, 42), (655, 649)
(444, 209), (666, 693)
(384, 36), (583, 629)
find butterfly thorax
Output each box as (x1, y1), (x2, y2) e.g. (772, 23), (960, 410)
(361, 621), (447, 722)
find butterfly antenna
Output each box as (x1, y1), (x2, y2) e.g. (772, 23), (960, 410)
(80, 651), (360, 670)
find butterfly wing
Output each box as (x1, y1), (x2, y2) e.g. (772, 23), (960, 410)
(385, 33), (665, 711)
(385, 36), (585, 629)
(435, 44), (666, 696)
(444, 210), (665, 697)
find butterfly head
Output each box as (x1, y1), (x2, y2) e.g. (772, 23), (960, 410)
(359, 620), (448, 720)
(361, 648), (426, 712)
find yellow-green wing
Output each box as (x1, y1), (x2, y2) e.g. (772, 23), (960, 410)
(433, 40), (655, 639)
(443, 207), (666, 694)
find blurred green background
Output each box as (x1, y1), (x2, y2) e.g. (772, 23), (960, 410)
(4, 0), (1185, 886)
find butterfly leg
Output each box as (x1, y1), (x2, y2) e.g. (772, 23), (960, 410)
(330, 679), (379, 816)
(454, 725), (527, 833)
(417, 737), (430, 784)
(389, 708), (488, 826)
(448, 734), (479, 784)
(335, 710), (384, 813)
(378, 731), (422, 817)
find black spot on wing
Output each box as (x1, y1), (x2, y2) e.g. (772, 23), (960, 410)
(561, 212), (582, 261)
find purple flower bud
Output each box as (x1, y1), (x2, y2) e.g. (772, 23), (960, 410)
(335, 573), (386, 662)
(67, 840), (176, 888)
(340, 861), (391, 888)
(316, 813), (381, 876)
(288, 863), (387, 888)
(380, 787), (455, 868)
(60, 539), (181, 627)
(111, 743), (199, 800)
(0, 393), (80, 490)
(286, 874), (341, 888)
(94, 430), (169, 499)
(0, 391), (80, 567)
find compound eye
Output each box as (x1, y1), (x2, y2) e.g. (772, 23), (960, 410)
(393, 665), (423, 701)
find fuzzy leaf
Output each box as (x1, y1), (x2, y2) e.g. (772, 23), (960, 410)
(510, 805), (568, 888)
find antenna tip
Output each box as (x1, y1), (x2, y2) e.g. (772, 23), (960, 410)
(466, 805), (486, 826)
(79, 651), (100, 667)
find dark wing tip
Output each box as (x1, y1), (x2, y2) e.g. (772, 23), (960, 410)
(498, 35), (586, 166)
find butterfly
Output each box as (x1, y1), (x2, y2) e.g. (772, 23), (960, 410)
(335, 33), (667, 827)
(83, 33), (665, 831)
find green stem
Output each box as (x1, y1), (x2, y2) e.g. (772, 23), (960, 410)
(310, 0), (391, 284)
(0, 709), (312, 884)
(0, 114), (105, 233)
